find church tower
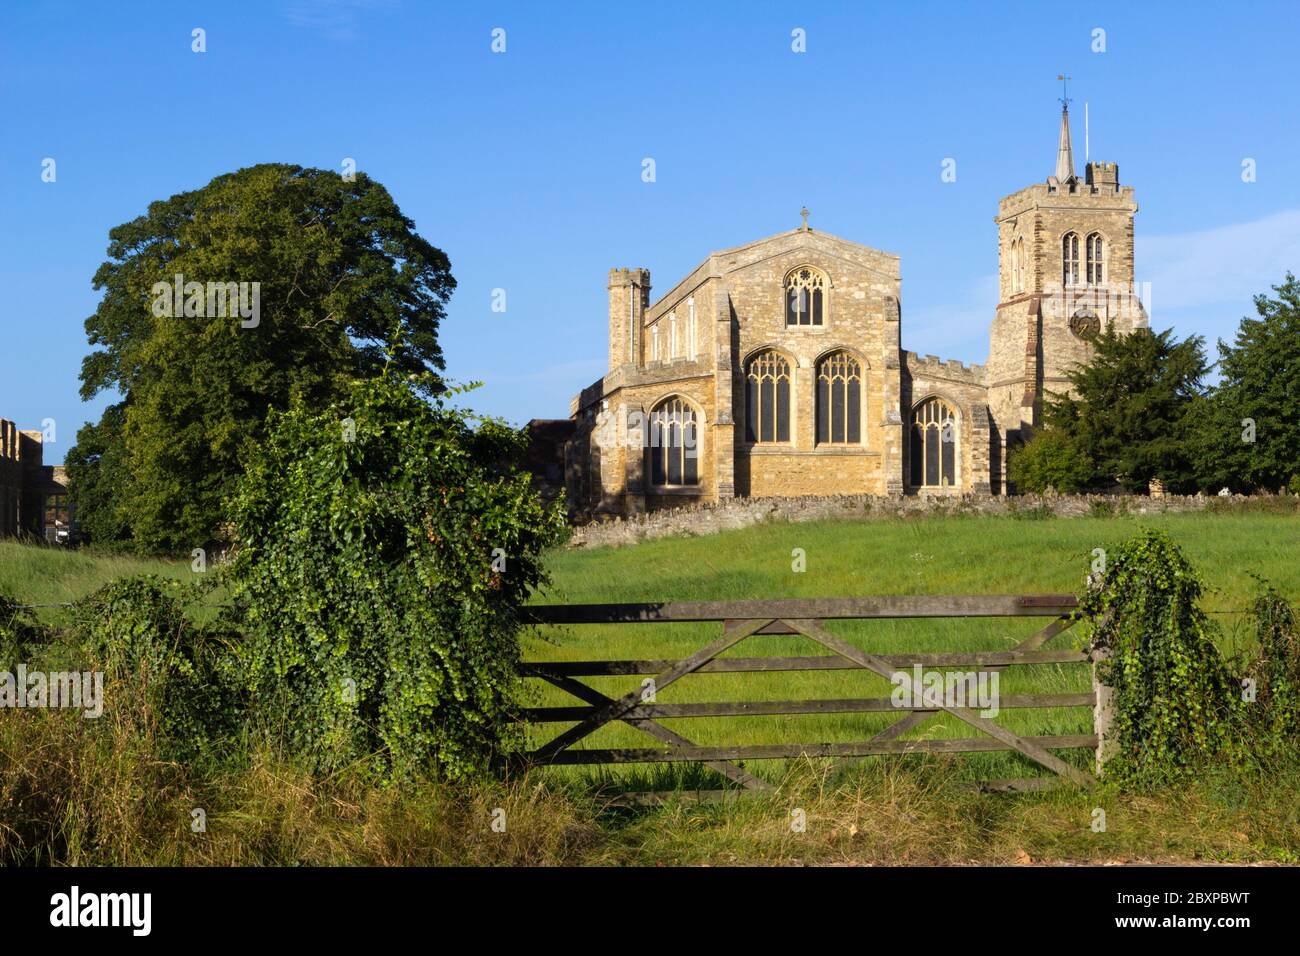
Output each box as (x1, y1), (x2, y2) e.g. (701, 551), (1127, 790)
(985, 94), (1148, 490)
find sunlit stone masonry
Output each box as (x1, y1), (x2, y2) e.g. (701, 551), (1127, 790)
(528, 104), (1148, 517)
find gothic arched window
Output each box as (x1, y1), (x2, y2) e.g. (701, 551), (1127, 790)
(785, 267), (826, 326)
(745, 350), (791, 442)
(1010, 237), (1026, 293)
(909, 397), (957, 488)
(1062, 232), (1080, 286)
(646, 397), (700, 487)
(1086, 232), (1104, 285)
(816, 351), (862, 444)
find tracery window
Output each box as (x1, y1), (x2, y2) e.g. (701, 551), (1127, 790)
(1062, 232), (1080, 286)
(816, 351), (862, 444)
(909, 397), (957, 488)
(646, 397), (699, 487)
(785, 267), (826, 326)
(745, 350), (791, 443)
(1085, 232), (1104, 285)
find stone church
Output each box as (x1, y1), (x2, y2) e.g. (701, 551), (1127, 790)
(528, 104), (1148, 517)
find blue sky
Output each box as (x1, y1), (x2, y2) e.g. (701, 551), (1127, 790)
(3, 0), (1299, 463)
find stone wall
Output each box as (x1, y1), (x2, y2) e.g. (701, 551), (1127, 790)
(0, 418), (46, 538)
(565, 491), (1234, 549)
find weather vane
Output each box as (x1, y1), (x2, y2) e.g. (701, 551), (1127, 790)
(1057, 73), (1072, 109)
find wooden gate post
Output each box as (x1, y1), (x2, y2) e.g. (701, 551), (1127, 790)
(1090, 644), (1116, 776)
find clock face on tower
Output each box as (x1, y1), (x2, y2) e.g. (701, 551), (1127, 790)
(1069, 308), (1101, 339)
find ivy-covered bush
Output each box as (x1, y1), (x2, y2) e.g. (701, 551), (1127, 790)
(1081, 529), (1243, 786)
(1244, 580), (1300, 745)
(70, 576), (243, 763)
(226, 372), (565, 782)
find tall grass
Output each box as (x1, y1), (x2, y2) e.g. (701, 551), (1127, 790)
(2, 705), (1294, 865)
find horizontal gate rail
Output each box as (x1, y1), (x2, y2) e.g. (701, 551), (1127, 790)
(523, 692), (1096, 722)
(543, 734), (1099, 765)
(523, 649), (1086, 677)
(524, 594), (1077, 624)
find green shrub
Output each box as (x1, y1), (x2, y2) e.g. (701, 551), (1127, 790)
(1081, 529), (1243, 786)
(69, 576), (243, 763)
(1008, 429), (1093, 493)
(226, 371), (565, 782)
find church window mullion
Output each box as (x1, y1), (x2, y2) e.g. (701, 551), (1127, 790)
(646, 398), (701, 489)
(909, 397), (959, 488)
(746, 351), (792, 444)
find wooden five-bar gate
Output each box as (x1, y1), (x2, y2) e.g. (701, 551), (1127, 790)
(521, 595), (1103, 800)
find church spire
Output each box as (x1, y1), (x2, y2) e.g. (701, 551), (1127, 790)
(1055, 74), (1075, 182)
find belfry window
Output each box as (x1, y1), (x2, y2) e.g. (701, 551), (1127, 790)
(1010, 237), (1025, 293)
(909, 398), (957, 488)
(1062, 232), (1080, 286)
(1085, 232), (1104, 285)
(816, 351), (862, 444)
(745, 350), (791, 442)
(785, 267), (826, 326)
(646, 397), (699, 487)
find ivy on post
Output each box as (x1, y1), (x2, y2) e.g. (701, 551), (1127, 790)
(1079, 529), (1243, 786)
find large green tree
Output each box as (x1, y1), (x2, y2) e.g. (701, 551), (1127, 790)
(1012, 326), (1209, 493)
(1189, 274), (1300, 492)
(67, 164), (454, 552)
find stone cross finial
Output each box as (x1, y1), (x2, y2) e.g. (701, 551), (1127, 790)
(800, 206), (809, 231)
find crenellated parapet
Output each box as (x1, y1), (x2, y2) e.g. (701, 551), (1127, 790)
(901, 351), (986, 385)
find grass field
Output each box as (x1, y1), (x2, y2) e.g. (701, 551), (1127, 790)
(0, 541), (194, 613)
(2, 508), (1298, 865)
(524, 509), (1299, 788)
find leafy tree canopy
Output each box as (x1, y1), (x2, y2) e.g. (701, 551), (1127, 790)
(1019, 326), (1208, 493)
(68, 163), (454, 552)
(1190, 273), (1300, 492)
(1007, 427), (1092, 494)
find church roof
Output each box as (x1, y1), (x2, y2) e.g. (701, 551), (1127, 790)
(708, 224), (899, 263)
(646, 222), (899, 314)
